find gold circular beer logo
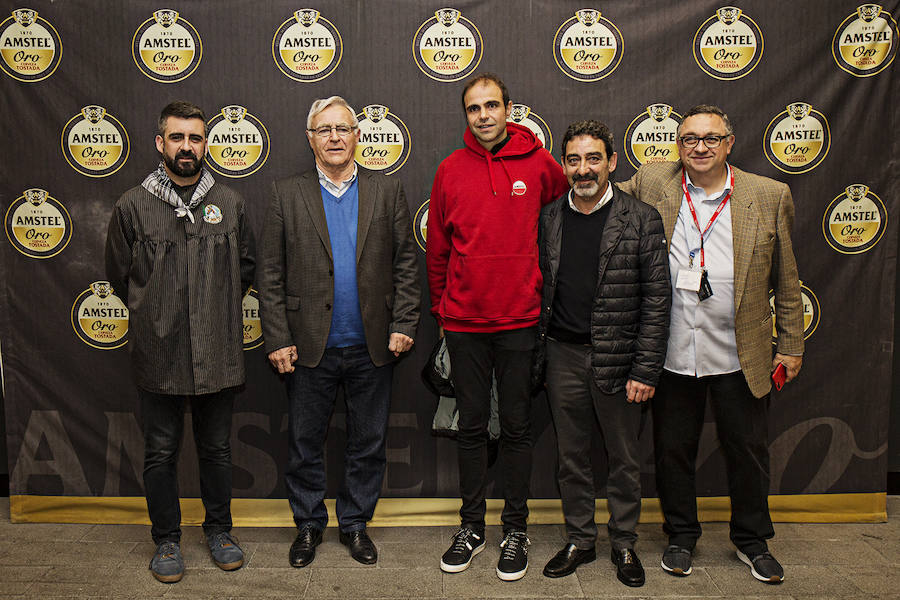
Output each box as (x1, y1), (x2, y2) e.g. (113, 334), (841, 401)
(132, 9), (201, 83)
(623, 104), (682, 169)
(4, 188), (72, 259)
(205, 106), (270, 178)
(413, 8), (482, 82)
(273, 9), (342, 82)
(822, 184), (887, 254)
(71, 281), (128, 349)
(61, 106), (130, 177)
(763, 102), (830, 174)
(507, 104), (553, 152)
(414, 199), (429, 252)
(354, 105), (411, 174)
(0, 8), (61, 82)
(832, 4), (898, 77)
(242, 288), (263, 350)
(769, 281), (820, 343)
(553, 9), (624, 82)
(693, 7), (763, 80)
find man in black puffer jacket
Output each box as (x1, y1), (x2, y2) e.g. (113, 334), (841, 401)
(536, 120), (670, 587)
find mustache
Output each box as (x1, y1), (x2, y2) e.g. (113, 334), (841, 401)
(572, 173), (598, 183)
(175, 150), (198, 159)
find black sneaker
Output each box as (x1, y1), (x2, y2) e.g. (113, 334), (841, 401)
(737, 550), (784, 584)
(440, 527), (485, 573)
(496, 531), (530, 581)
(661, 544), (693, 576)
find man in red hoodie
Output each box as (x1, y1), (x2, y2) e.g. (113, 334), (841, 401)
(427, 72), (569, 581)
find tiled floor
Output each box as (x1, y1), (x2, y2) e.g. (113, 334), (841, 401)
(0, 496), (897, 598)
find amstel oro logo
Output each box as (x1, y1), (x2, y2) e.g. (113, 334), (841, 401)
(273, 9), (342, 82)
(822, 184), (887, 254)
(61, 105), (130, 177)
(508, 104), (553, 152)
(0, 8), (61, 82)
(354, 105), (411, 174)
(832, 4), (898, 77)
(413, 8), (482, 82)
(763, 102), (830, 174)
(242, 288), (263, 350)
(132, 9), (201, 83)
(553, 9), (624, 82)
(71, 281), (128, 350)
(693, 7), (763, 80)
(413, 199), (429, 252)
(205, 105), (270, 178)
(769, 281), (820, 343)
(4, 188), (72, 259)
(623, 104), (682, 169)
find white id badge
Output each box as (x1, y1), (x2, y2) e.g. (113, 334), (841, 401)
(676, 268), (702, 292)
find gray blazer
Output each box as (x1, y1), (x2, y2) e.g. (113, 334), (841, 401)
(257, 168), (420, 367)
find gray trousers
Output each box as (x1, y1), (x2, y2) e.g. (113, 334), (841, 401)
(545, 339), (643, 550)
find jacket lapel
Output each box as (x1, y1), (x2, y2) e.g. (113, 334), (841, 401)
(730, 168), (758, 313)
(299, 172), (332, 261)
(356, 170), (375, 263)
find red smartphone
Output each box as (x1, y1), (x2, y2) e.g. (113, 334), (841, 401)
(772, 362), (786, 391)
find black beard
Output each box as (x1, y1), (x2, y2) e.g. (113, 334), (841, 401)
(164, 151), (202, 178)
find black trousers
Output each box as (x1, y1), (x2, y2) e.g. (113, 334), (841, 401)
(652, 370), (774, 554)
(545, 339), (642, 550)
(138, 387), (235, 544)
(444, 327), (535, 533)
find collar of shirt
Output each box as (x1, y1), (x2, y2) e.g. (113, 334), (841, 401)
(316, 163), (358, 198)
(683, 163), (732, 204)
(567, 180), (613, 214)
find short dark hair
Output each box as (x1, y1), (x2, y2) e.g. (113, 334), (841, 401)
(158, 101), (206, 137)
(677, 104), (734, 137)
(460, 72), (510, 111)
(561, 120), (615, 160)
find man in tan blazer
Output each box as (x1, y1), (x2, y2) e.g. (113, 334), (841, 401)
(257, 96), (419, 568)
(618, 104), (803, 585)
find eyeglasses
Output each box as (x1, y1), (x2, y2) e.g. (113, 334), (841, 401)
(678, 134), (731, 148)
(308, 124), (356, 138)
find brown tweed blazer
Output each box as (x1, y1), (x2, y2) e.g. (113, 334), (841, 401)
(618, 161), (804, 397)
(257, 168), (420, 367)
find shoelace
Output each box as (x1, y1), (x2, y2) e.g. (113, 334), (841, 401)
(500, 533), (529, 559)
(211, 532), (235, 548)
(298, 525), (318, 544)
(450, 528), (479, 552)
(157, 541), (179, 559)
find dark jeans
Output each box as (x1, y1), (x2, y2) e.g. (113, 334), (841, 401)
(444, 327), (535, 533)
(545, 339), (642, 550)
(285, 344), (393, 533)
(652, 370), (774, 555)
(139, 387), (235, 545)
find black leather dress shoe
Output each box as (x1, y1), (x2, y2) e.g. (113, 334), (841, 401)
(542, 543), (596, 578)
(339, 529), (377, 564)
(289, 525), (323, 567)
(611, 548), (645, 587)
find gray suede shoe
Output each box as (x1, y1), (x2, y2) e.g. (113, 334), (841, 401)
(207, 532), (244, 571)
(149, 541), (184, 583)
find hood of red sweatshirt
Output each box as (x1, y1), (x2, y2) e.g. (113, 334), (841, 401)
(462, 122), (544, 196)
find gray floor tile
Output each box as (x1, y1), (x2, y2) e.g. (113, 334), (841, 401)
(442, 565), (584, 597)
(836, 566), (900, 597)
(230, 526), (297, 544)
(79, 523), (153, 542)
(0, 521), (95, 542)
(860, 533), (900, 565)
(161, 567), (310, 598)
(766, 538), (888, 566)
(306, 567), (441, 598)
(0, 565), (51, 581)
(0, 540), (138, 567)
(706, 565), (861, 597)
(578, 563), (721, 597)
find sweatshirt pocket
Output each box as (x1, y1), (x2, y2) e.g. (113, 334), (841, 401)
(443, 254), (541, 321)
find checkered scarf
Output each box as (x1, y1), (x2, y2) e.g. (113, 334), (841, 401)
(141, 162), (215, 223)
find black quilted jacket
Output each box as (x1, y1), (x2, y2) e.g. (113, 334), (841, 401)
(534, 185), (671, 394)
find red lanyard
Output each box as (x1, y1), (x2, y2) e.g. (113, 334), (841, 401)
(681, 168), (734, 269)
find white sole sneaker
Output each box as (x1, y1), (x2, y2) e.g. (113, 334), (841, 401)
(736, 550), (785, 583)
(496, 563), (527, 581)
(440, 542), (484, 573)
(660, 558), (692, 576)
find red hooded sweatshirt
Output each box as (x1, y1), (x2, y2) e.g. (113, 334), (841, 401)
(427, 122), (569, 332)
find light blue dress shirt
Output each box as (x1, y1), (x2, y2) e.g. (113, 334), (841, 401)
(664, 165), (742, 377)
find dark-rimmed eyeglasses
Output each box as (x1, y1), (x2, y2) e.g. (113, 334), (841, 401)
(678, 134), (731, 148)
